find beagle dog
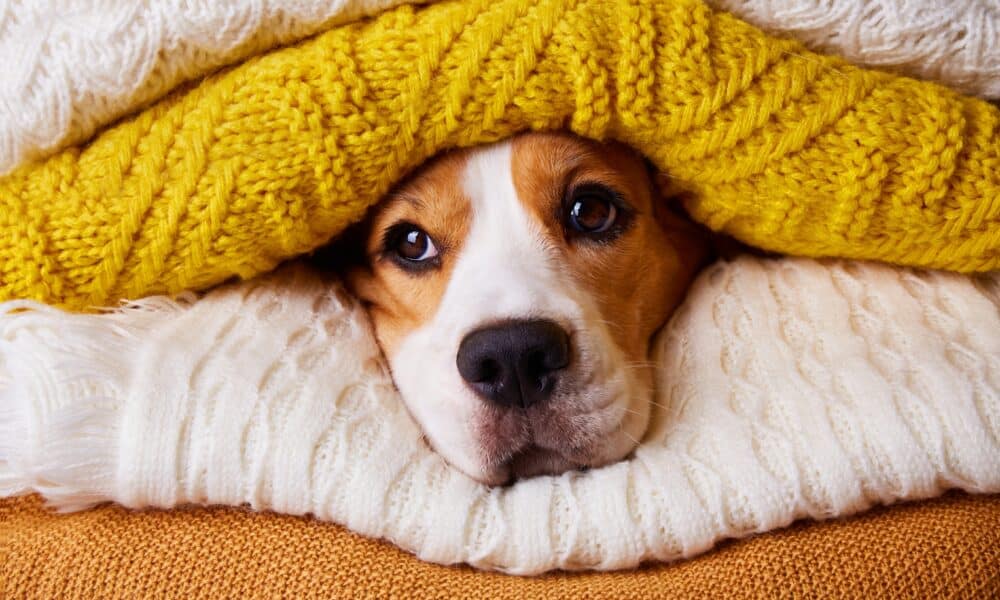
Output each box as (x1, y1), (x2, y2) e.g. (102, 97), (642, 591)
(335, 132), (711, 485)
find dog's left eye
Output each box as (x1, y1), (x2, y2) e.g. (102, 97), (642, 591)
(384, 223), (440, 267)
(565, 184), (624, 238)
(397, 228), (438, 261)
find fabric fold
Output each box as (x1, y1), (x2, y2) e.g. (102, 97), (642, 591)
(2, 0), (998, 313)
(2, 258), (998, 574)
(0, 0), (427, 175)
(5, 0), (998, 177)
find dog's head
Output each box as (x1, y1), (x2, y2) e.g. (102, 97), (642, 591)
(345, 132), (708, 484)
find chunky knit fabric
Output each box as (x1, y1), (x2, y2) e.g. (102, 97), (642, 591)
(709, 0), (1000, 99)
(0, 0), (430, 176)
(1, 0), (998, 312)
(3, 0), (998, 179)
(3, 492), (999, 598)
(0, 0), (426, 176)
(3, 259), (998, 574)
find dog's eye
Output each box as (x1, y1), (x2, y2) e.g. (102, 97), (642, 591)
(565, 185), (621, 237)
(395, 228), (438, 262)
(383, 223), (440, 268)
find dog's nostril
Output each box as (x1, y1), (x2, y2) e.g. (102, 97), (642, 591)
(456, 319), (570, 409)
(525, 349), (545, 369)
(475, 359), (501, 383)
(522, 349), (562, 389)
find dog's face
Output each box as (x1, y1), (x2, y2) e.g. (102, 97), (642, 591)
(347, 132), (706, 484)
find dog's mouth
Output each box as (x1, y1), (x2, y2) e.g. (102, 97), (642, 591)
(470, 387), (642, 485)
(504, 445), (586, 483)
(474, 444), (589, 487)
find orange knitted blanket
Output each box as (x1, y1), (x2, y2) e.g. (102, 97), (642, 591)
(2, 493), (998, 598)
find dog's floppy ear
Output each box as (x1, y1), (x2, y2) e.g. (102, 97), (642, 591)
(649, 170), (714, 273)
(650, 168), (763, 263)
(310, 217), (370, 271)
(308, 217), (384, 305)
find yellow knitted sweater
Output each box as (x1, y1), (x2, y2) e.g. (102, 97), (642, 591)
(1, 0), (997, 309)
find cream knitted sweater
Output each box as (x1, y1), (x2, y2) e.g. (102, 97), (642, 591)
(0, 0), (422, 174)
(709, 0), (1000, 98)
(2, 257), (998, 574)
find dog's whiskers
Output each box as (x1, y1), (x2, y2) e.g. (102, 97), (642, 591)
(622, 360), (660, 371)
(646, 399), (673, 412)
(618, 423), (641, 446)
(587, 317), (626, 333)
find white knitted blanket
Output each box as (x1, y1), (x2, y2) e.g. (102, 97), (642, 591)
(2, 0), (998, 576)
(2, 0), (998, 175)
(2, 258), (998, 574)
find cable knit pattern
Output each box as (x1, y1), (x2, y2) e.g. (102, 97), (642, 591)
(1, 0), (998, 313)
(2, 258), (998, 574)
(3, 0), (998, 178)
(0, 0), (425, 175)
(708, 0), (1000, 99)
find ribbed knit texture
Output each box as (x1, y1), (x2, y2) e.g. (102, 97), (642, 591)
(3, 492), (998, 598)
(0, 0), (425, 176)
(3, 1), (998, 179)
(1, 0), (998, 312)
(708, 0), (1000, 99)
(3, 258), (998, 573)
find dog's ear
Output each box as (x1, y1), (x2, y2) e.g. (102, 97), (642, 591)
(342, 264), (382, 307)
(308, 217), (384, 305)
(650, 169), (764, 263)
(310, 217), (370, 272)
(649, 170), (714, 273)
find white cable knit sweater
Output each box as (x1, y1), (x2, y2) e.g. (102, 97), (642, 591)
(708, 0), (1000, 98)
(0, 0), (424, 175)
(2, 257), (998, 574)
(1, 0), (998, 175)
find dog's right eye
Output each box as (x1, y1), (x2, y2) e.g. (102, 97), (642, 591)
(383, 223), (440, 269)
(562, 183), (632, 242)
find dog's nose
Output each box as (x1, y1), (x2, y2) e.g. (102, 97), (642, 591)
(456, 319), (571, 409)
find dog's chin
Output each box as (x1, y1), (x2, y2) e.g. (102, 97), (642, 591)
(450, 377), (655, 486)
(509, 446), (582, 480)
(468, 432), (640, 486)
(468, 447), (582, 487)
(468, 419), (648, 486)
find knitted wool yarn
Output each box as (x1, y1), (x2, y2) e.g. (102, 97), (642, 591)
(709, 0), (1000, 99)
(1, 493), (998, 597)
(3, 0), (997, 178)
(0, 0), (425, 176)
(2, 259), (998, 573)
(1, 0), (998, 310)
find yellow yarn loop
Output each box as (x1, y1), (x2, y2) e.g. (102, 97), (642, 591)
(1, 0), (997, 309)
